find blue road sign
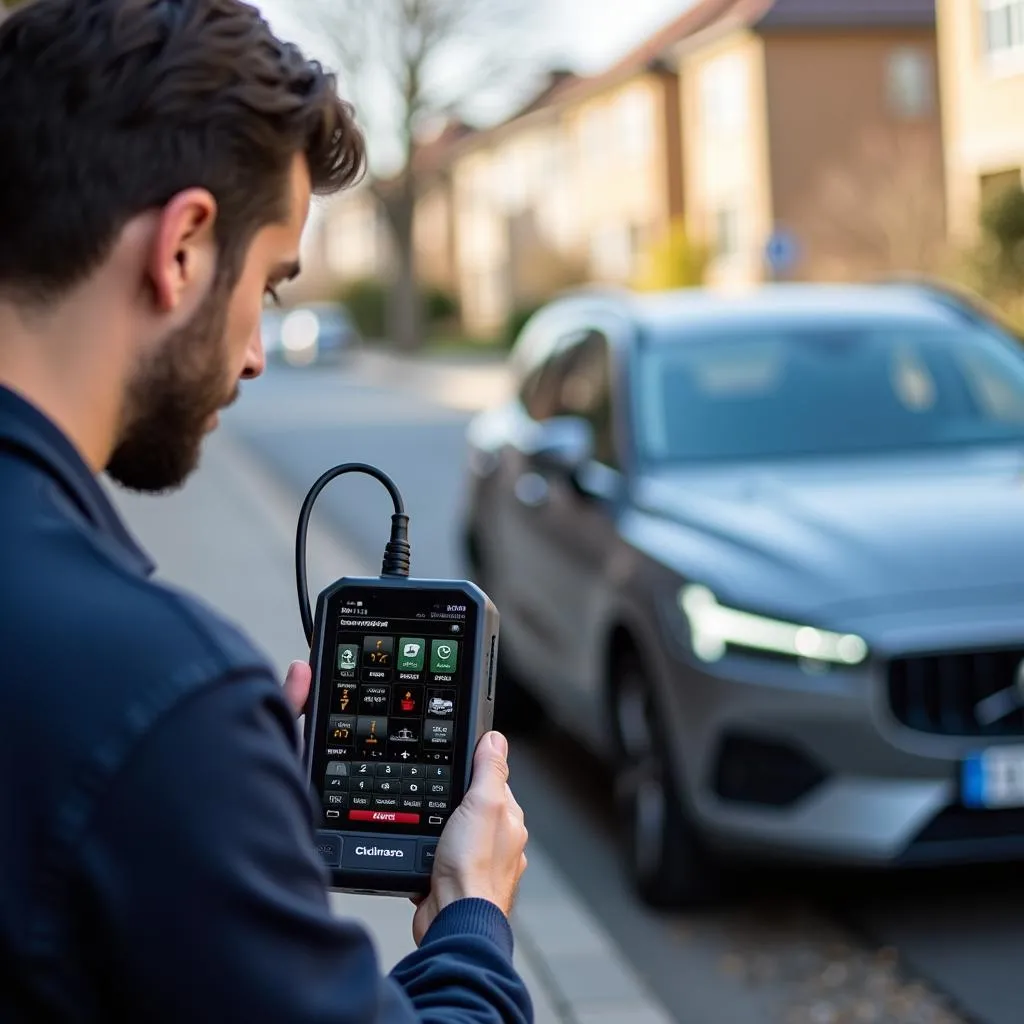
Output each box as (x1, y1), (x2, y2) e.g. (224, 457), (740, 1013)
(764, 230), (800, 275)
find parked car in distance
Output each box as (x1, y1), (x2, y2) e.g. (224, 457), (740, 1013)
(270, 302), (362, 367)
(461, 282), (1024, 907)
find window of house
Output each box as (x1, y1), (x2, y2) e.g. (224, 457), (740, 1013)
(887, 47), (935, 118)
(542, 131), (565, 185)
(469, 266), (506, 330)
(589, 224), (634, 281)
(983, 0), (1024, 66)
(714, 205), (740, 259)
(699, 54), (748, 135)
(498, 146), (528, 212)
(980, 168), (1024, 207)
(617, 89), (654, 159)
(579, 107), (606, 165)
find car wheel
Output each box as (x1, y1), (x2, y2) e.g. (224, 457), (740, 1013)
(612, 651), (722, 908)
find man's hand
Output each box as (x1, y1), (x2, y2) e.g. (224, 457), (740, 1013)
(411, 731), (528, 945)
(284, 660), (312, 716)
(281, 661), (529, 941)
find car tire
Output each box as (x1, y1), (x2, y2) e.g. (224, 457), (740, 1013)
(612, 650), (723, 909)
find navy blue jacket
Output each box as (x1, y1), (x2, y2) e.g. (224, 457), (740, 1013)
(0, 385), (532, 1023)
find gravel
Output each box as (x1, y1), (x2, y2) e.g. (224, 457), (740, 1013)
(717, 904), (967, 1024)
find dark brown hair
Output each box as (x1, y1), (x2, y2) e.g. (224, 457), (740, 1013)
(0, 0), (365, 301)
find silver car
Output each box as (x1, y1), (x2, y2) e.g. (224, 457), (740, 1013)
(461, 283), (1024, 907)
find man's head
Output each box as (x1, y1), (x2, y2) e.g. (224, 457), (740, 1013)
(0, 0), (364, 491)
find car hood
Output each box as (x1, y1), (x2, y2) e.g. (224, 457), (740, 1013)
(630, 446), (1024, 618)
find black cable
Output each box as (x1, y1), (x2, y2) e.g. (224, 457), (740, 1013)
(295, 463), (410, 646)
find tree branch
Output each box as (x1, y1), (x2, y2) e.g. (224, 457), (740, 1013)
(299, 0), (542, 348)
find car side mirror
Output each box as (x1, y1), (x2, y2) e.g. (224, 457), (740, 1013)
(528, 416), (594, 475)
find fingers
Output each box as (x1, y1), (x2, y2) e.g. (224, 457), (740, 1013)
(469, 731), (510, 804)
(283, 660), (312, 717)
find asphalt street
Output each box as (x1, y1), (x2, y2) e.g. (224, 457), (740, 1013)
(225, 356), (1024, 1024)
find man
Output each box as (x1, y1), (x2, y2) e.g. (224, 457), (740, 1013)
(0, 1), (531, 1021)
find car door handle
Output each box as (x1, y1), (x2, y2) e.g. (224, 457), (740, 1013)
(514, 472), (549, 507)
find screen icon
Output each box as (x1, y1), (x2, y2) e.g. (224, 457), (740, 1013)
(392, 685), (423, 717)
(356, 715), (387, 757)
(327, 715), (354, 745)
(362, 636), (394, 668)
(430, 639), (458, 674)
(358, 685), (390, 714)
(427, 689), (455, 718)
(336, 644), (359, 676)
(388, 720), (421, 746)
(423, 718), (454, 749)
(398, 638), (426, 672)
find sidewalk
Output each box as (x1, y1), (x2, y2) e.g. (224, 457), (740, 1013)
(109, 428), (677, 1024)
(353, 348), (513, 413)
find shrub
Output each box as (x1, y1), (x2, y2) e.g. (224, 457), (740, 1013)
(424, 287), (460, 326)
(339, 278), (387, 339)
(980, 185), (1024, 290)
(503, 303), (542, 349)
(632, 218), (709, 291)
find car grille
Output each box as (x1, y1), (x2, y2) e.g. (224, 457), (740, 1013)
(888, 648), (1024, 736)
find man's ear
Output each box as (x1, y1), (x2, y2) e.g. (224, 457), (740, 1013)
(146, 188), (218, 313)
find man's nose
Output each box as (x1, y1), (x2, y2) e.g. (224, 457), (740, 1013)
(242, 323), (266, 380)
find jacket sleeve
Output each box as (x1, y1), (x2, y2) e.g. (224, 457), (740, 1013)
(74, 673), (532, 1024)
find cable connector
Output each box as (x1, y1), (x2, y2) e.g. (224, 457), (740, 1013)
(295, 462), (410, 646)
(381, 512), (411, 577)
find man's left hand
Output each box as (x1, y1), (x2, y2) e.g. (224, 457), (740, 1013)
(284, 660), (312, 716)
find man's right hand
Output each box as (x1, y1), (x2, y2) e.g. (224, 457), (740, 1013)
(412, 731), (528, 944)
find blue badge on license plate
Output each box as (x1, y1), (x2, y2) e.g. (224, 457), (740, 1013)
(962, 746), (1024, 809)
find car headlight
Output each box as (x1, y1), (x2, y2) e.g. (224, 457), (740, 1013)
(678, 584), (868, 667)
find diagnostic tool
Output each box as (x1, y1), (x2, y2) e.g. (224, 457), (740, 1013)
(295, 464), (498, 896)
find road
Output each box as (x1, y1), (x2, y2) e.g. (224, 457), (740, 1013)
(224, 356), (1024, 1024)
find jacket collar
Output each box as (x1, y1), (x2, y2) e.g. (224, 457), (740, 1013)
(0, 384), (155, 577)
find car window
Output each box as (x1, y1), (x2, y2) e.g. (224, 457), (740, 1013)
(549, 330), (618, 468)
(953, 345), (1024, 423)
(519, 351), (567, 421)
(636, 324), (1024, 462)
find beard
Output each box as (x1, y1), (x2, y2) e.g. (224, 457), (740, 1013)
(107, 278), (236, 494)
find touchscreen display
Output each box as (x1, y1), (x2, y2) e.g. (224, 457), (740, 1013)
(310, 586), (477, 837)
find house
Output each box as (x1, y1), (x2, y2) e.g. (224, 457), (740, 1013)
(937, 0), (1024, 244)
(448, 50), (685, 336)
(451, 0), (943, 336)
(318, 0), (945, 338)
(447, 70), (586, 336)
(668, 0), (944, 287)
(318, 119), (474, 298)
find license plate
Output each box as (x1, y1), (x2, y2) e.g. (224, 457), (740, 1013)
(962, 745), (1024, 808)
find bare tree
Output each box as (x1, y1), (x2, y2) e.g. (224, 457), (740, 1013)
(807, 126), (948, 281)
(315, 0), (541, 349)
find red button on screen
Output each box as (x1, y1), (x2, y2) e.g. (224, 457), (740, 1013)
(349, 809), (420, 825)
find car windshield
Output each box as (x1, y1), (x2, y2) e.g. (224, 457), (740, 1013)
(636, 323), (1024, 463)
